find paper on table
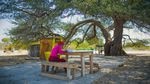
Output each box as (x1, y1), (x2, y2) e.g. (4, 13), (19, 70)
(66, 49), (73, 52)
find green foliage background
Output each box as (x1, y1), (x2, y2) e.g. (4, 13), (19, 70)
(124, 39), (150, 50)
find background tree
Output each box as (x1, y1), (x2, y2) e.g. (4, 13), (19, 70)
(1, 38), (13, 52)
(1, 38), (10, 44)
(1, 0), (71, 43)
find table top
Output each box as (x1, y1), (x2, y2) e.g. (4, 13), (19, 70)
(65, 50), (93, 56)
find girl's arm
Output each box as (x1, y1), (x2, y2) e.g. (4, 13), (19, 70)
(58, 46), (67, 54)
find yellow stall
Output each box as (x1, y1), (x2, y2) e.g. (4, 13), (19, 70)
(40, 35), (63, 61)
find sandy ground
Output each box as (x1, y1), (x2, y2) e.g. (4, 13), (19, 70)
(92, 50), (150, 84)
(0, 50), (150, 57)
(92, 56), (150, 84)
(125, 50), (150, 56)
(0, 50), (149, 84)
(0, 50), (28, 56)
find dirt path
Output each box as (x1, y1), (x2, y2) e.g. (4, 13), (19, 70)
(92, 56), (150, 84)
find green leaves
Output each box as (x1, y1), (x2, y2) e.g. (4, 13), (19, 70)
(2, 38), (10, 43)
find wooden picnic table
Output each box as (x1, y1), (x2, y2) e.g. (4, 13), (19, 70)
(65, 51), (94, 77)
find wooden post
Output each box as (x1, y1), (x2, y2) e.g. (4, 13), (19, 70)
(89, 54), (93, 74)
(72, 68), (75, 79)
(67, 67), (72, 79)
(66, 54), (69, 62)
(81, 54), (85, 77)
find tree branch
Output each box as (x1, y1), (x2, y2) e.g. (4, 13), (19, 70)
(123, 34), (135, 45)
(76, 23), (93, 47)
(65, 19), (111, 45)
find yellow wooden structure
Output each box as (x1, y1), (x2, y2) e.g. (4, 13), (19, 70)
(40, 36), (63, 61)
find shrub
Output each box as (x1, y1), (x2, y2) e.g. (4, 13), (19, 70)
(125, 39), (150, 50)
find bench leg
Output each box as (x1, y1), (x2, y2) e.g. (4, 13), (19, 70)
(41, 65), (45, 72)
(67, 68), (72, 79)
(41, 65), (49, 72)
(44, 65), (47, 72)
(71, 68), (76, 79)
(46, 65), (49, 72)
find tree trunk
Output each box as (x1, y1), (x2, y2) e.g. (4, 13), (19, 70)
(104, 40), (112, 56)
(104, 17), (127, 56)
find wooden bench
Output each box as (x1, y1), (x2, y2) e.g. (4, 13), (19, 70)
(41, 61), (78, 80)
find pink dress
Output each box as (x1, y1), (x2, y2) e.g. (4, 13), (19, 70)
(49, 44), (66, 62)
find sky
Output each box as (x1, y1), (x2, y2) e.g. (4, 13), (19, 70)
(0, 19), (16, 42)
(0, 17), (150, 42)
(61, 15), (84, 23)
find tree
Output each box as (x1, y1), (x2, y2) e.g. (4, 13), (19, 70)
(63, 0), (150, 56)
(1, 0), (150, 56)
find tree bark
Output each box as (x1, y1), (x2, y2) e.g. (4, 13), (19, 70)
(104, 40), (112, 56)
(111, 17), (126, 56)
(104, 16), (127, 56)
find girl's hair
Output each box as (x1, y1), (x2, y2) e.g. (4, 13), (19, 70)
(57, 41), (64, 45)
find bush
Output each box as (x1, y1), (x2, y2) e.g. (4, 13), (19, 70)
(125, 39), (150, 50)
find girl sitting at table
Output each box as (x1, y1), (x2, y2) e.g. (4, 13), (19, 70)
(49, 41), (67, 72)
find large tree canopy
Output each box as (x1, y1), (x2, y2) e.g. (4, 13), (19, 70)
(0, 0), (150, 56)
(62, 0), (150, 56)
